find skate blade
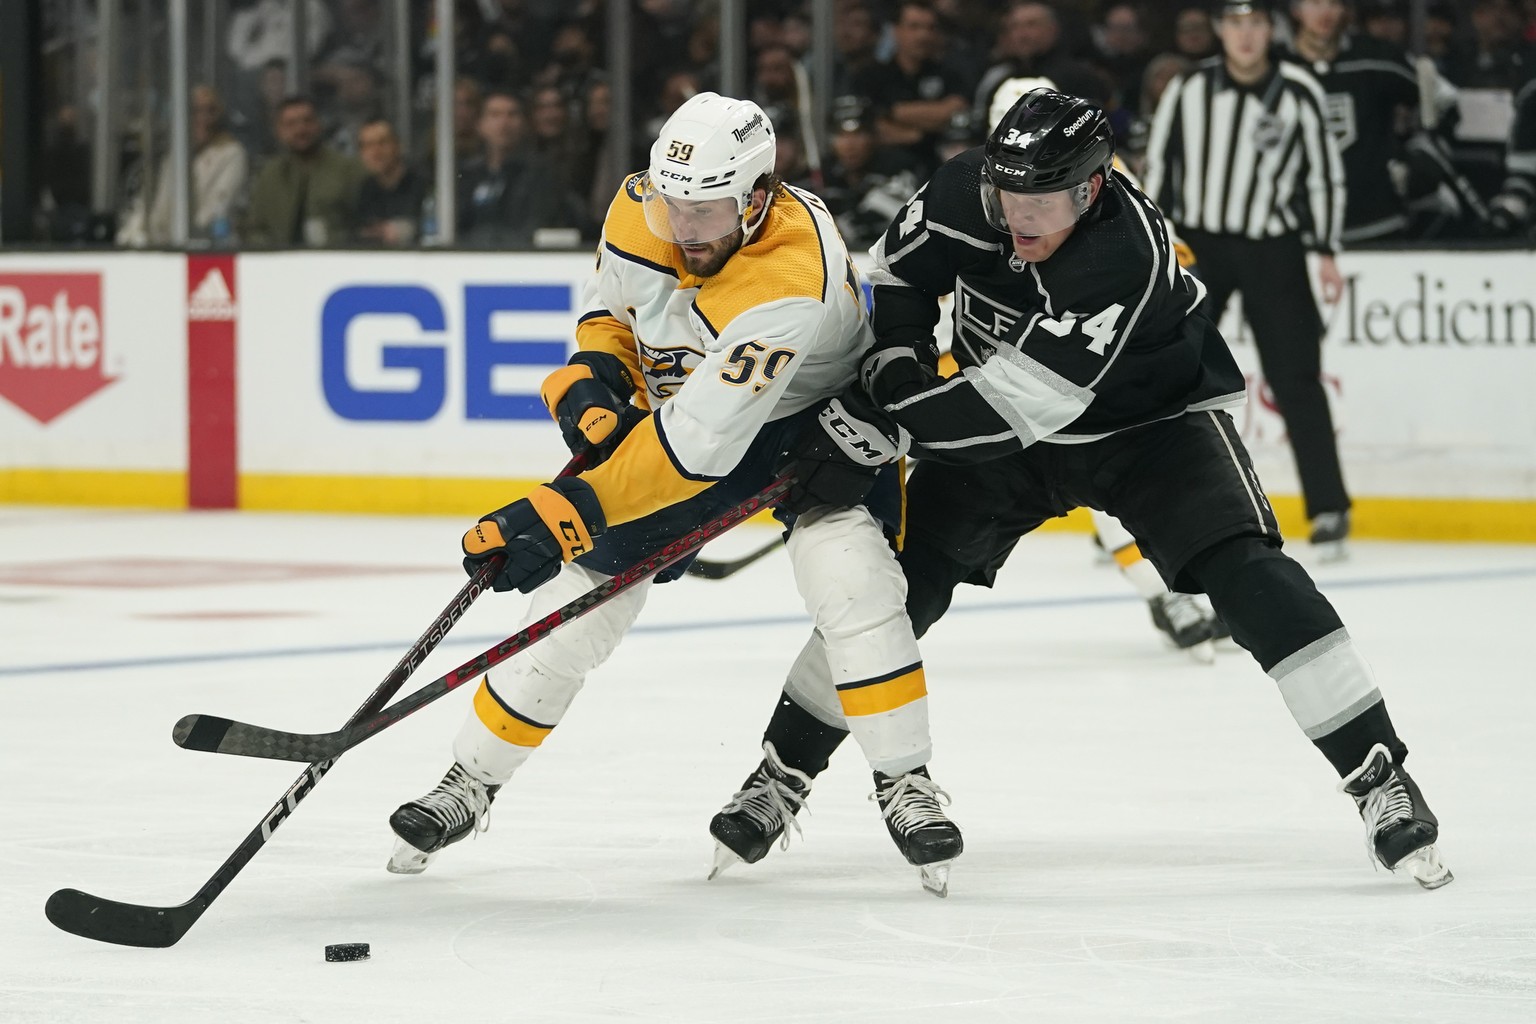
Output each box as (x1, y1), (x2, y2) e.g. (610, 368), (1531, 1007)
(707, 842), (743, 881)
(1398, 844), (1454, 890)
(919, 860), (953, 898)
(1186, 639), (1216, 664)
(386, 838), (436, 875)
(1314, 540), (1348, 563)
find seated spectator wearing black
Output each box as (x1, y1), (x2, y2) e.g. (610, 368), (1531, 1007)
(1490, 76), (1536, 238)
(973, 1), (1109, 127)
(850, 0), (971, 178)
(1172, 4), (1219, 61)
(356, 118), (428, 246)
(1446, 0), (1528, 89)
(820, 101), (924, 249)
(833, 2), (882, 98)
(456, 89), (575, 249)
(1092, 3), (1153, 119)
(1282, 0), (1425, 242)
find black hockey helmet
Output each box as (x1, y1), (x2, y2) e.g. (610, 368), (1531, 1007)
(981, 89), (1114, 234)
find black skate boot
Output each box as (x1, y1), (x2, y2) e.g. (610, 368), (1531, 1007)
(1148, 592), (1216, 662)
(872, 766), (963, 898)
(708, 740), (812, 880)
(1339, 743), (1452, 889)
(386, 762), (501, 875)
(1310, 510), (1350, 562)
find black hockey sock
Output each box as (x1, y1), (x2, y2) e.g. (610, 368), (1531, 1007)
(1312, 699), (1410, 778)
(1182, 537), (1342, 671)
(762, 690), (849, 778)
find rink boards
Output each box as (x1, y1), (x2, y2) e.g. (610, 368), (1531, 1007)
(1, 248), (1533, 541)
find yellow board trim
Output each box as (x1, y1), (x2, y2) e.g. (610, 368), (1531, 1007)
(6, 468), (1536, 544)
(0, 469), (186, 508)
(473, 680), (553, 748)
(837, 667), (928, 718)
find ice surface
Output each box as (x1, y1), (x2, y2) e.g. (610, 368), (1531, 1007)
(3, 506), (1535, 1023)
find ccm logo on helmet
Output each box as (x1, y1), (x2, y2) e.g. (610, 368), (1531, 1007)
(732, 112), (765, 143)
(658, 168), (693, 182)
(1062, 111), (1093, 136)
(994, 165), (1028, 176)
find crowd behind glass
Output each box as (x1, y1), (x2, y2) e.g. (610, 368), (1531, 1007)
(29, 0), (1536, 251)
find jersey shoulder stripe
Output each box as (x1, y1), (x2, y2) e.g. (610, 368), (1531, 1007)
(693, 187), (829, 331)
(601, 172), (682, 276)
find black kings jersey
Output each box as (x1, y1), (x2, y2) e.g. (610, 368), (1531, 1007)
(1281, 34), (1420, 241)
(868, 148), (1245, 463)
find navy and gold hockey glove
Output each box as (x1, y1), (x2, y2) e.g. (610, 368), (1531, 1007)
(462, 477), (607, 593)
(540, 351), (646, 465)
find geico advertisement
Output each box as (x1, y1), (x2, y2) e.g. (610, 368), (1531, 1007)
(0, 253), (186, 470)
(238, 252), (589, 477)
(1217, 251), (1536, 499)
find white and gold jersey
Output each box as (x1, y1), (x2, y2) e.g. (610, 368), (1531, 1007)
(577, 174), (872, 527)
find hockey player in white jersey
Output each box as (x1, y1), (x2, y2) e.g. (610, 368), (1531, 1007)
(386, 93), (962, 896)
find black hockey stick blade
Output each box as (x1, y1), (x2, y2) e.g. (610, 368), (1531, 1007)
(685, 536), (783, 579)
(45, 888), (206, 949)
(172, 474), (794, 765)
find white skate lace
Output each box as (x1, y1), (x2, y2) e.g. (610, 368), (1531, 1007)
(1357, 775), (1414, 867)
(718, 742), (811, 852)
(1157, 592), (1206, 633)
(872, 773), (953, 834)
(413, 765), (494, 836)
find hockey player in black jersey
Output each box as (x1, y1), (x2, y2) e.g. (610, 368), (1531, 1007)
(710, 88), (1452, 891)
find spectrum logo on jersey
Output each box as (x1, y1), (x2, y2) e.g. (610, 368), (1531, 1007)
(320, 283), (572, 421)
(0, 273), (116, 425)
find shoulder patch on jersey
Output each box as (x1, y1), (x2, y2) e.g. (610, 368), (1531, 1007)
(693, 187), (831, 329)
(623, 172), (645, 203)
(603, 174), (683, 275)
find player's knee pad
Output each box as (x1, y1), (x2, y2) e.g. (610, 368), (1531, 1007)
(787, 505), (908, 643)
(781, 632), (847, 728)
(1183, 537), (1343, 672)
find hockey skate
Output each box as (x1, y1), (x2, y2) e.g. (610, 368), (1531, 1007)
(1148, 592), (1216, 663)
(1310, 510), (1350, 562)
(386, 762), (500, 875)
(871, 767), (963, 898)
(708, 741), (812, 880)
(1339, 743), (1452, 890)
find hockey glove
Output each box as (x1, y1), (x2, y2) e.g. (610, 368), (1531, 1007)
(861, 345), (937, 408)
(540, 352), (646, 465)
(462, 477), (607, 593)
(779, 388), (909, 515)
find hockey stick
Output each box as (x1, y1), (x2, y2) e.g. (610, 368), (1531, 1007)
(685, 535), (784, 579)
(171, 474), (794, 765)
(44, 455), (586, 947)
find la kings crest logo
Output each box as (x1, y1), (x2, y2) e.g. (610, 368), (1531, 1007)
(1323, 91), (1357, 151)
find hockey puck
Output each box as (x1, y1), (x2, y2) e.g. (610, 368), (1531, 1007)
(324, 942), (371, 962)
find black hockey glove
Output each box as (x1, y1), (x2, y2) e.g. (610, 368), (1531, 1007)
(462, 477), (607, 593)
(540, 351), (646, 465)
(861, 345), (938, 408)
(778, 388), (909, 515)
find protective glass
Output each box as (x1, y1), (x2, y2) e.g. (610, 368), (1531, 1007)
(639, 175), (744, 244)
(979, 180), (1093, 237)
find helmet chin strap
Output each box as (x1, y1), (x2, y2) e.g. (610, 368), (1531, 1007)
(740, 190), (773, 244)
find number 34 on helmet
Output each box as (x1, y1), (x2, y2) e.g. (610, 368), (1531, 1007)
(980, 89), (1115, 238)
(639, 92), (778, 246)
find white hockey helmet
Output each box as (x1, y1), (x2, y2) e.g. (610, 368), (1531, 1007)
(987, 76), (1059, 133)
(642, 92), (777, 245)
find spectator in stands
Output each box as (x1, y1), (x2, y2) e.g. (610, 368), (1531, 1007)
(1357, 0), (1408, 48)
(753, 42), (804, 130)
(1172, 4), (1219, 61)
(355, 118), (427, 246)
(820, 100), (925, 251)
(456, 88), (574, 248)
(534, 21), (605, 108)
(118, 85), (250, 247)
(1092, 3), (1152, 115)
(1447, 0), (1529, 89)
(1123, 53), (1193, 174)
(38, 105), (96, 243)
(833, 2), (882, 99)
(227, 0), (330, 74)
(851, 0), (971, 177)
(973, 1), (1108, 126)
(580, 79), (615, 228)
(317, 53), (385, 157)
(1282, 0), (1426, 242)
(243, 95), (366, 247)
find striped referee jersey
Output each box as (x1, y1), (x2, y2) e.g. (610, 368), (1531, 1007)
(1142, 57), (1346, 253)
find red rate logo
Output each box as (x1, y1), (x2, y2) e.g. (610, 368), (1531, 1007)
(0, 274), (117, 424)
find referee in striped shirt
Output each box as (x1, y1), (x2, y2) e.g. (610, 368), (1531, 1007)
(1143, 0), (1352, 556)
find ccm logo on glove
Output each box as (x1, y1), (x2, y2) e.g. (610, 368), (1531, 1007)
(818, 398), (908, 466)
